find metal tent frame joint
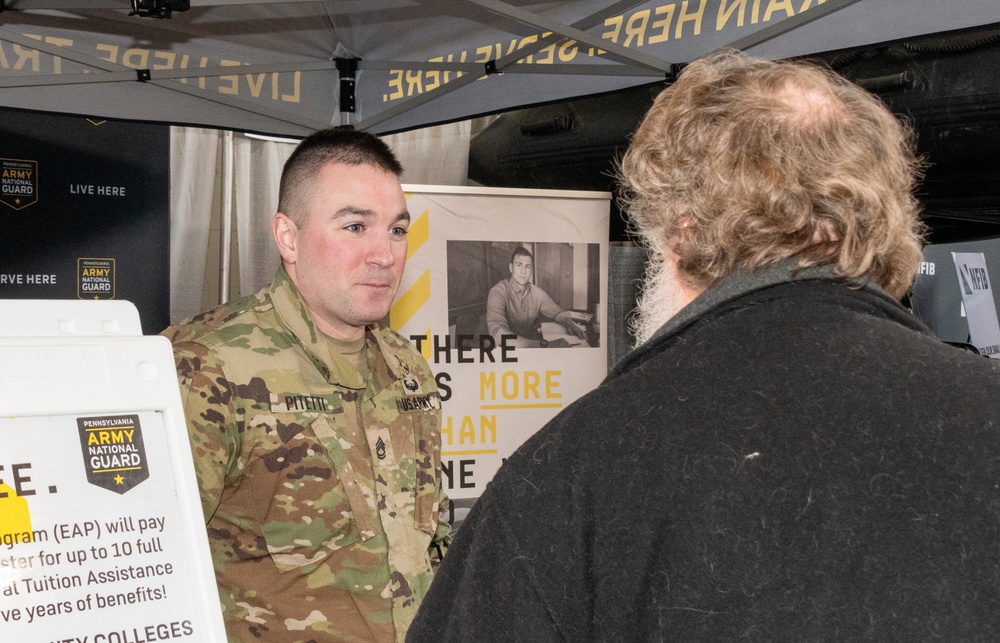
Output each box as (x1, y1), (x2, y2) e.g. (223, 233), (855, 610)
(335, 57), (361, 115)
(128, 0), (189, 19)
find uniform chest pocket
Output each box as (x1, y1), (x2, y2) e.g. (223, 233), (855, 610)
(389, 397), (443, 537)
(255, 414), (379, 574)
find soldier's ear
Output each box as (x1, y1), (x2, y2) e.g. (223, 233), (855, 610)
(273, 212), (299, 264)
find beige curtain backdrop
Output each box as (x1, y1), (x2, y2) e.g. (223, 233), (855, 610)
(167, 120), (484, 328)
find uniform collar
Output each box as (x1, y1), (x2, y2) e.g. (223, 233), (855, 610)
(269, 265), (405, 391)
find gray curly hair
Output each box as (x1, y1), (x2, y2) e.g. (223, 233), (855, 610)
(619, 50), (926, 299)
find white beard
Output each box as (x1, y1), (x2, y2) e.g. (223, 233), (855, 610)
(631, 254), (695, 347)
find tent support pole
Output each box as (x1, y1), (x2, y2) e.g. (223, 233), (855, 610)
(463, 0), (670, 72)
(713, 0), (865, 54)
(336, 58), (360, 128)
(220, 130), (234, 304)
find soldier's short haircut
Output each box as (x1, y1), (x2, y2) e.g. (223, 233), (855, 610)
(278, 127), (403, 226)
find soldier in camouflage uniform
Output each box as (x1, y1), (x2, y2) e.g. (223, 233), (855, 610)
(162, 129), (450, 642)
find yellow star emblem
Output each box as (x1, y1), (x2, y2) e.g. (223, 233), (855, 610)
(114, 474), (124, 485)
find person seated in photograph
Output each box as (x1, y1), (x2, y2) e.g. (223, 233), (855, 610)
(486, 246), (588, 347)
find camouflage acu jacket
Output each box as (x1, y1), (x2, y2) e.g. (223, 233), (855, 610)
(162, 267), (450, 643)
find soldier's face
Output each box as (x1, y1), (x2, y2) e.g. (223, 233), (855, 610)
(279, 161), (409, 341)
(509, 255), (533, 286)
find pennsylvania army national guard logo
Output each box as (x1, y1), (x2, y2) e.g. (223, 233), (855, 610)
(0, 158), (39, 210)
(77, 414), (150, 494)
(78, 257), (116, 299)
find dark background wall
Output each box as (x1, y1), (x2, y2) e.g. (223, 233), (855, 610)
(0, 107), (170, 334)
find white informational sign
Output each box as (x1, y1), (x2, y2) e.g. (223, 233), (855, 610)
(0, 300), (227, 641)
(952, 252), (1000, 358)
(391, 185), (610, 517)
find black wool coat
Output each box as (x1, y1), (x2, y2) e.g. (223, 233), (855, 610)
(409, 266), (1000, 643)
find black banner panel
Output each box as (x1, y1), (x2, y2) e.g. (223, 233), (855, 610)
(0, 108), (170, 334)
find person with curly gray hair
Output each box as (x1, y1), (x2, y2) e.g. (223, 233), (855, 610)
(622, 50), (925, 344)
(408, 51), (1000, 642)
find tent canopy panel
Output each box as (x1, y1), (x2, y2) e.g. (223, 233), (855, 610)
(1, 0), (998, 135)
